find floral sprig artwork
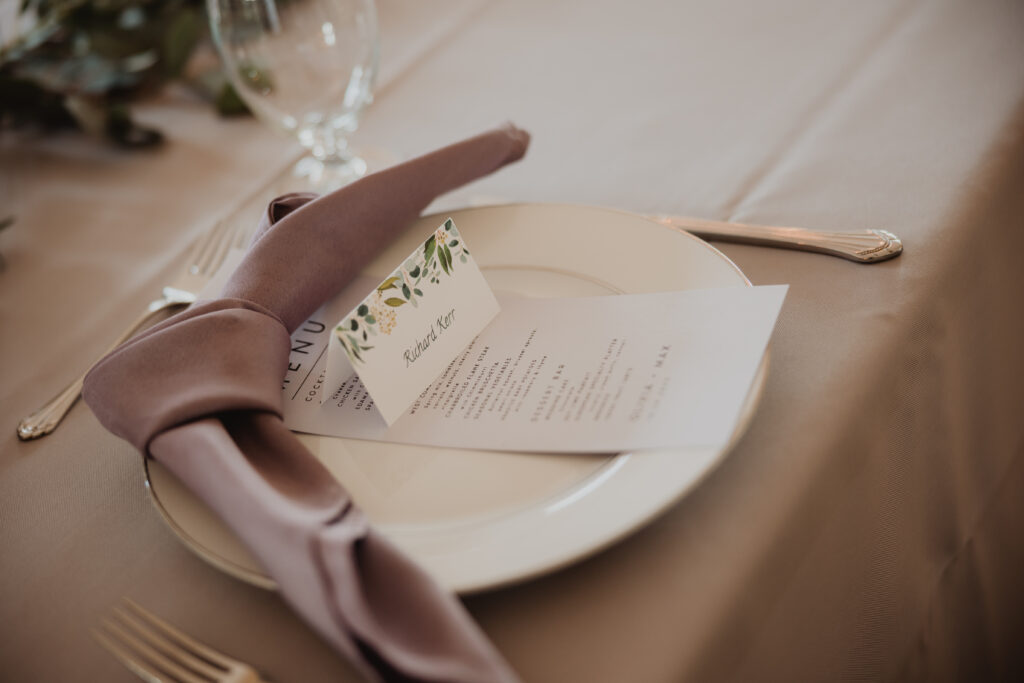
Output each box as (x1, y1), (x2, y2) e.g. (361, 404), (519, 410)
(335, 219), (471, 364)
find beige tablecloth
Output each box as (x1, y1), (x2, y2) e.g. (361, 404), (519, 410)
(3, 1), (1024, 681)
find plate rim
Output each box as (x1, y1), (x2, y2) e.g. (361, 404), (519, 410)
(145, 202), (767, 594)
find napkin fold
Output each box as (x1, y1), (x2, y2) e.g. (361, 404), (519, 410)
(83, 125), (529, 682)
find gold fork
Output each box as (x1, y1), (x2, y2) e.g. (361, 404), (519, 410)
(94, 599), (270, 683)
(16, 214), (251, 440)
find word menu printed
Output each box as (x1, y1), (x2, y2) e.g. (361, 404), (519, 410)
(282, 285), (788, 453)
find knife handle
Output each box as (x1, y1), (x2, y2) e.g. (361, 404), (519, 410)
(653, 215), (903, 263)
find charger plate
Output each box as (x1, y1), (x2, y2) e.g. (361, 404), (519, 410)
(145, 203), (767, 594)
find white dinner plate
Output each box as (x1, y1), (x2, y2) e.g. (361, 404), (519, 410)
(146, 203), (766, 594)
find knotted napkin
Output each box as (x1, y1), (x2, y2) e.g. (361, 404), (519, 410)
(83, 125), (529, 682)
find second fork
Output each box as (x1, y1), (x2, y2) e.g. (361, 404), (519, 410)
(16, 215), (251, 441)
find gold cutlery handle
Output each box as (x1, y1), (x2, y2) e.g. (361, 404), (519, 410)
(653, 215), (903, 263)
(16, 289), (196, 441)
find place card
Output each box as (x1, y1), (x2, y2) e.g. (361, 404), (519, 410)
(322, 219), (500, 425)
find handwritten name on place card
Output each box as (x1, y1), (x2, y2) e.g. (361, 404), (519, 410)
(322, 219), (500, 425)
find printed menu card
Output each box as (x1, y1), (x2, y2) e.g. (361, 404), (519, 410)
(281, 282), (787, 452)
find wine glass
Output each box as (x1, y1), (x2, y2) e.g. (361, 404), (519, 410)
(207, 0), (379, 189)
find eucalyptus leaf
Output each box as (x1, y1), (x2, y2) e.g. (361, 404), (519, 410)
(117, 5), (145, 30)
(384, 297), (406, 307)
(162, 7), (201, 77)
(80, 29), (150, 62)
(378, 275), (401, 291)
(424, 235), (436, 263)
(214, 82), (248, 116)
(17, 53), (135, 93)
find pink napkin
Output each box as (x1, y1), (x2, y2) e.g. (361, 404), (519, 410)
(83, 126), (529, 682)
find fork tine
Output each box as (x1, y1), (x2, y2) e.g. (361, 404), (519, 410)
(123, 598), (237, 670)
(187, 165), (286, 275)
(193, 219), (235, 277)
(213, 217), (251, 273)
(232, 215), (254, 249)
(93, 628), (165, 683)
(114, 606), (226, 679)
(99, 618), (210, 683)
(197, 216), (251, 278)
(183, 215), (235, 275)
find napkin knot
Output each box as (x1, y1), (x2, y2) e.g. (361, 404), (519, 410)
(81, 124), (530, 683)
(84, 299), (290, 453)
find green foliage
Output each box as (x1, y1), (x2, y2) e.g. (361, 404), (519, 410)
(336, 223), (473, 365)
(423, 234), (436, 263)
(377, 276), (401, 292)
(0, 0), (248, 147)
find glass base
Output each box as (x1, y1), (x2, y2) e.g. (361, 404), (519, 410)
(293, 154), (368, 192)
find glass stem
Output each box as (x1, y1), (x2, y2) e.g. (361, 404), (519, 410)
(311, 128), (350, 164)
